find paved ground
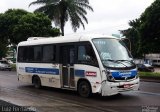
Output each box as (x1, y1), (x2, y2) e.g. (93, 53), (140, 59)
(0, 100), (35, 112)
(0, 100), (16, 106)
(0, 71), (160, 112)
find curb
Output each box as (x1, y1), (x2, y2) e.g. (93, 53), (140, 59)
(140, 78), (160, 83)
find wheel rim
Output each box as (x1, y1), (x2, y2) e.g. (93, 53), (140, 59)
(79, 81), (90, 97)
(33, 77), (41, 88)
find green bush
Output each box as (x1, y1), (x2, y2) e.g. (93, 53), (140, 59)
(10, 63), (16, 71)
(139, 72), (160, 77)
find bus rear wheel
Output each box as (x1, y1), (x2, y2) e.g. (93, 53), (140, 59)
(78, 80), (92, 97)
(33, 76), (41, 89)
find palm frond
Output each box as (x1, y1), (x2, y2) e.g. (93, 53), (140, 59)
(29, 0), (60, 7)
(76, 10), (88, 23)
(68, 9), (85, 32)
(72, 14), (85, 31)
(75, 2), (93, 12)
(29, 0), (48, 7)
(76, 6), (87, 15)
(34, 5), (48, 12)
(75, 0), (89, 4)
(29, 0), (93, 34)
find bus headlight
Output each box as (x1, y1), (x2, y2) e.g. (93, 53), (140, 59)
(106, 71), (115, 81)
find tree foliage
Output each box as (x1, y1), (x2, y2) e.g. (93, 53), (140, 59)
(139, 0), (160, 54)
(121, 0), (160, 58)
(0, 9), (60, 44)
(0, 9), (60, 58)
(0, 40), (8, 59)
(120, 19), (141, 57)
(12, 12), (60, 44)
(29, 0), (93, 36)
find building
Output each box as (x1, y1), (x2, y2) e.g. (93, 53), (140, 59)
(145, 53), (160, 66)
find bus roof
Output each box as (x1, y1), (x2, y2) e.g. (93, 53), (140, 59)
(18, 34), (118, 46)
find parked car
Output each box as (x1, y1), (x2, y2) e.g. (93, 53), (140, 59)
(0, 60), (11, 71)
(136, 63), (154, 72)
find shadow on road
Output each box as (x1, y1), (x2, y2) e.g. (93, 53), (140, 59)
(17, 85), (139, 102)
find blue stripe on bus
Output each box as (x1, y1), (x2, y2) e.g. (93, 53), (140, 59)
(25, 67), (59, 75)
(111, 70), (137, 78)
(75, 70), (85, 77)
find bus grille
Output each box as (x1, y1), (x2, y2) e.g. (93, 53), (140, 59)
(114, 76), (135, 81)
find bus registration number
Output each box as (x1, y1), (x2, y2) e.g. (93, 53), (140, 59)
(124, 84), (132, 88)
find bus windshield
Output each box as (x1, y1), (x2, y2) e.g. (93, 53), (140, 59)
(93, 38), (134, 68)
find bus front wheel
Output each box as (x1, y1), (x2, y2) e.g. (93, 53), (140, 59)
(78, 80), (92, 97)
(33, 76), (41, 89)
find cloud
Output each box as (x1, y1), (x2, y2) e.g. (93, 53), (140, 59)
(0, 0), (155, 35)
(0, 1), (7, 13)
(65, 0), (154, 35)
(0, 0), (37, 13)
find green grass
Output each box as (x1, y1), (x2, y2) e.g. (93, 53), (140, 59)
(139, 72), (160, 78)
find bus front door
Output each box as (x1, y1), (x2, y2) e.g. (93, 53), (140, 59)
(60, 46), (75, 88)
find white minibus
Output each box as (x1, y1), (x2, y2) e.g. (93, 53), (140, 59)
(16, 34), (139, 97)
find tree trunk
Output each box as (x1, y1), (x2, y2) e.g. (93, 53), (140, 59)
(60, 14), (65, 36)
(61, 24), (64, 36)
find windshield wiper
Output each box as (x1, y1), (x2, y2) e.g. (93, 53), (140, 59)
(116, 60), (134, 64)
(102, 59), (128, 67)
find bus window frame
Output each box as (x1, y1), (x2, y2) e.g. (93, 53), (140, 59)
(17, 42), (99, 67)
(75, 42), (99, 67)
(17, 44), (57, 63)
(42, 44), (56, 63)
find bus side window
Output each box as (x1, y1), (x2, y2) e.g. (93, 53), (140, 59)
(34, 46), (42, 62)
(70, 48), (75, 64)
(78, 46), (86, 61)
(28, 47), (34, 62)
(78, 44), (98, 66)
(42, 45), (56, 62)
(18, 47), (25, 62)
(18, 47), (29, 62)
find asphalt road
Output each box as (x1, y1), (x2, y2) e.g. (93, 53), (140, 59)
(0, 71), (160, 112)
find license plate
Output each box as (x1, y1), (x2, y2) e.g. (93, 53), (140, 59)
(124, 84), (132, 88)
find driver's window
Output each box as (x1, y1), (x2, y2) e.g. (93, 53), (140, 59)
(77, 44), (98, 66)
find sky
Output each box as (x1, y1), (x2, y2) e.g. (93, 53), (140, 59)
(0, 0), (155, 35)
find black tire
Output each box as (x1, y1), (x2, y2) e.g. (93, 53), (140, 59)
(33, 76), (41, 89)
(78, 80), (92, 97)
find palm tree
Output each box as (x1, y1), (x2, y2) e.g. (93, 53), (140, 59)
(29, 0), (93, 36)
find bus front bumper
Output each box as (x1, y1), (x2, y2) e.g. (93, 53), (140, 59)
(101, 78), (140, 96)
